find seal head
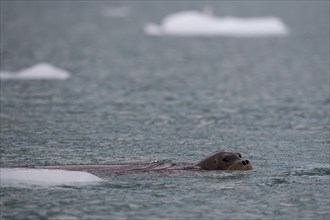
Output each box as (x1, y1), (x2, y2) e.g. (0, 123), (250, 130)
(195, 151), (253, 170)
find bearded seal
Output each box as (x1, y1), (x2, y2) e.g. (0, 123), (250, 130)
(31, 151), (252, 172)
(195, 151), (252, 170)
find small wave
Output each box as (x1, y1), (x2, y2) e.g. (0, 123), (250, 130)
(0, 168), (103, 187)
(144, 11), (289, 37)
(0, 63), (70, 80)
(290, 167), (330, 177)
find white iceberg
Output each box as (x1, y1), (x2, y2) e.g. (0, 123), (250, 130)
(0, 63), (70, 80)
(0, 168), (103, 187)
(144, 11), (289, 37)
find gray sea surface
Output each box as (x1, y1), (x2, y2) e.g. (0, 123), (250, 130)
(1, 1), (329, 220)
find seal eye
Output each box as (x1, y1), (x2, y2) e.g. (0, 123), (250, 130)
(222, 156), (230, 162)
(237, 153), (242, 158)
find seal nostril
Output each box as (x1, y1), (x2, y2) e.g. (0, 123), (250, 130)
(242, 161), (246, 165)
(246, 160), (249, 164)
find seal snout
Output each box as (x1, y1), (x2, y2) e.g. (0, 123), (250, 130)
(241, 160), (250, 166)
(237, 159), (253, 170)
(227, 158), (253, 170)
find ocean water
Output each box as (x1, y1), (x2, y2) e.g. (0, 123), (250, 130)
(0, 1), (329, 220)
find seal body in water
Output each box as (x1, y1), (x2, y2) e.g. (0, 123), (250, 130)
(32, 151), (253, 172)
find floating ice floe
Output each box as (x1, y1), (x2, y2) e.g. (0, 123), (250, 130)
(0, 168), (103, 187)
(144, 11), (289, 37)
(0, 63), (70, 80)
